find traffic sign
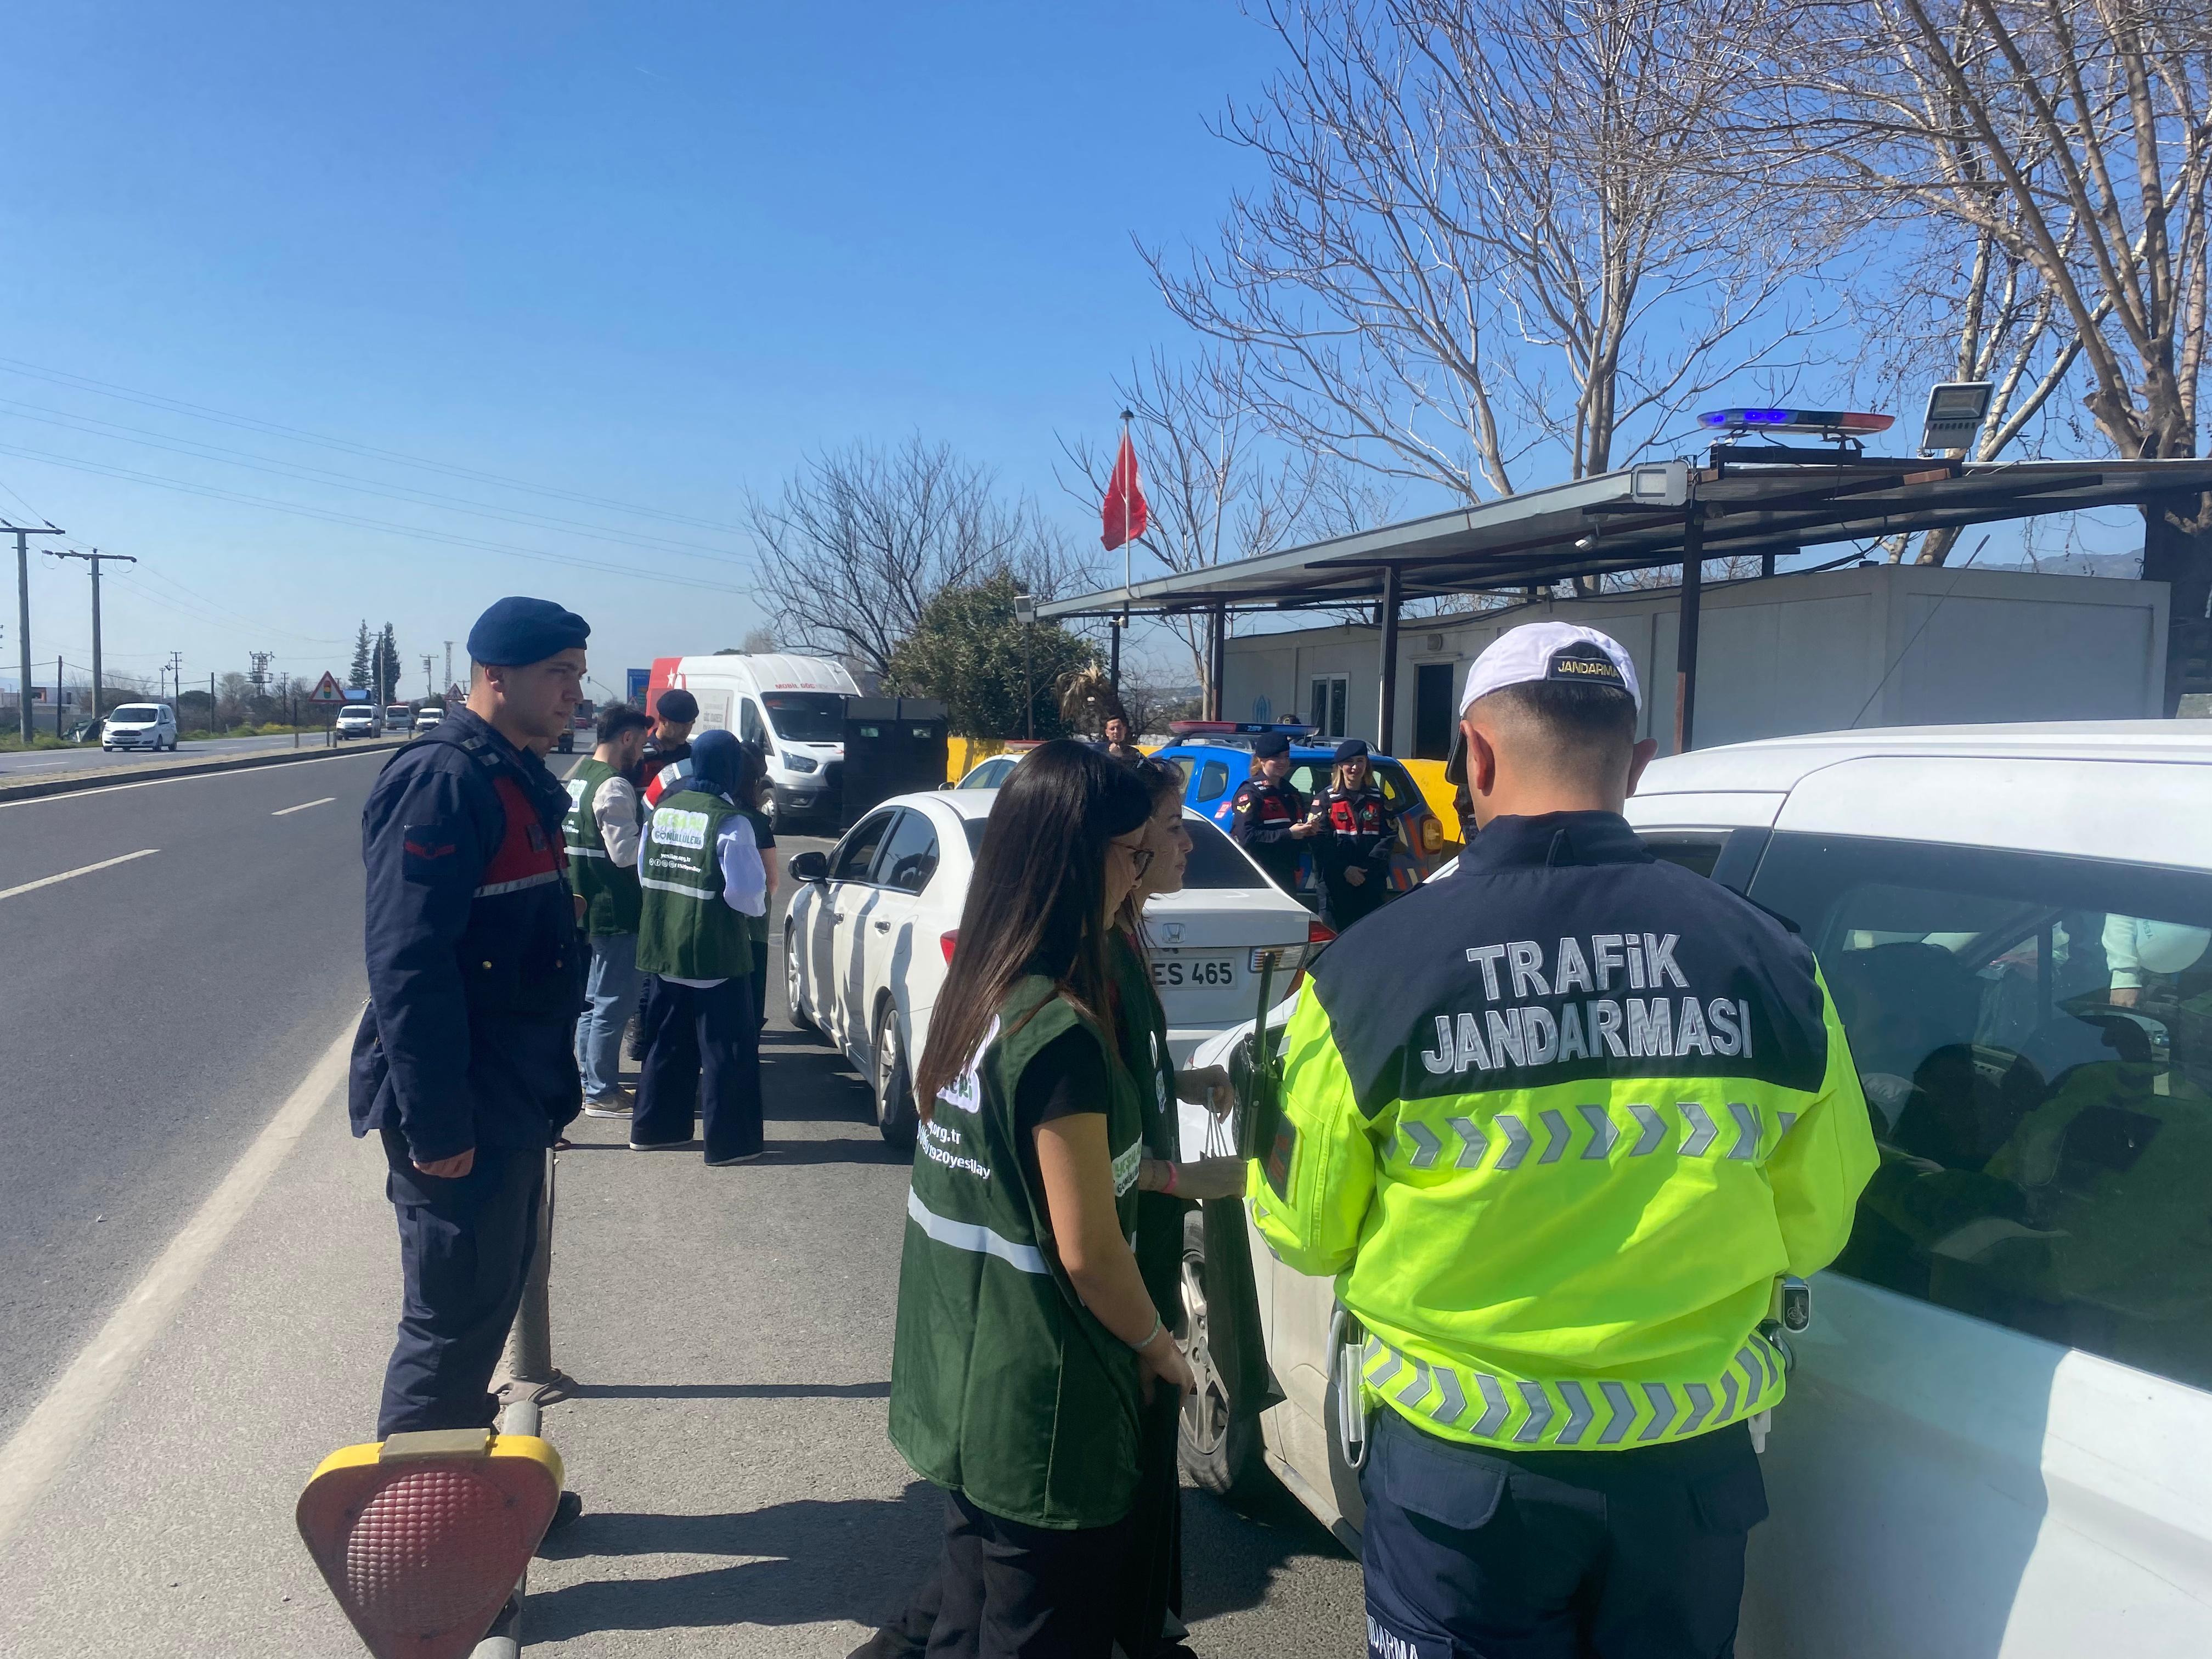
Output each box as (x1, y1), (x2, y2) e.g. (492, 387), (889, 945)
(308, 672), (345, 704)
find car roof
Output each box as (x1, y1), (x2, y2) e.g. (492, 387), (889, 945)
(1638, 720), (2212, 797)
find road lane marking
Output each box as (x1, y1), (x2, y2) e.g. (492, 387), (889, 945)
(0, 746), (386, 811)
(0, 1017), (357, 1549)
(0, 848), (160, 901)
(272, 795), (337, 816)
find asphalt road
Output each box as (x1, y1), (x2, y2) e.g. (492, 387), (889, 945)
(0, 730), (354, 777)
(0, 781), (1362, 1655)
(0, 747), (386, 1439)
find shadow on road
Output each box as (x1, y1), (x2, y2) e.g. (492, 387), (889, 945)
(1180, 1479), (1352, 1622)
(571, 1380), (891, 1401)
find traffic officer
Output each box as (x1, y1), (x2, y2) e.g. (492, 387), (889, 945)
(349, 596), (590, 1451)
(1308, 736), (1400, 932)
(1228, 731), (1318, 896)
(1251, 622), (1878, 1659)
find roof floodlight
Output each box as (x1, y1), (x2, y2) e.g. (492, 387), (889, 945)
(1920, 382), (1995, 453)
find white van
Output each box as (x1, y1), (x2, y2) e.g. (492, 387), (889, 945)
(334, 704), (382, 739)
(101, 702), (179, 752)
(659, 653), (861, 827)
(1181, 721), (2212, 1659)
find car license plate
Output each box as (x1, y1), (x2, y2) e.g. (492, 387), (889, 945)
(1153, 956), (1237, 989)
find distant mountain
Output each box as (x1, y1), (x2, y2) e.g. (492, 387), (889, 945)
(1980, 549), (2143, 579)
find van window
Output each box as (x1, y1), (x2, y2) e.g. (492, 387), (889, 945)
(739, 699), (766, 746)
(874, 809), (940, 895)
(1640, 834), (1727, 882)
(112, 705), (162, 722)
(1195, 760), (1230, 804)
(762, 692), (844, 743)
(1751, 832), (2212, 1392)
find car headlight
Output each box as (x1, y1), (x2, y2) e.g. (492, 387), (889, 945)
(783, 754), (818, 774)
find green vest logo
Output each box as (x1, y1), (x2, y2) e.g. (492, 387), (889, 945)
(653, 806), (711, 849)
(937, 1017), (996, 1117)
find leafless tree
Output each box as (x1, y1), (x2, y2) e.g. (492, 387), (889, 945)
(1147, 0), (1829, 504)
(745, 436), (1093, 682)
(1750, 0), (2211, 697)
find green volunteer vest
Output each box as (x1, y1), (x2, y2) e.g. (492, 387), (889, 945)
(889, 977), (1147, 1530)
(1111, 930), (1187, 1323)
(563, 758), (642, 936)
(634, 787), (753, 979)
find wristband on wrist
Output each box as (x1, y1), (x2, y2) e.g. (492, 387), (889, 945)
(1162, 1160), (1180, 1196)
(1125, 1312), (1164, 1353)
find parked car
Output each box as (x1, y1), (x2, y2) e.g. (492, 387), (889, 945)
(100, 702), (179, 752)
(384, 703), (414, 733)
(556, 697), (595, 755)
(413, 706), (443, 733)
(1180, 720), (2212, 1659)
(782, 788), (1328, 1145)
(1149, 722), (1449, 901)
(334, 704), (381, 739)
(953, 746), (1039, 789)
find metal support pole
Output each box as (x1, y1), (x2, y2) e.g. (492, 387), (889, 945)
(1207, 603), (1227, 721)
(1377, 566), (1402, 752)
(1109, 612), (1122, 698)
(1675, 507), (1706, 754)
(1759, 550), (1775, 578)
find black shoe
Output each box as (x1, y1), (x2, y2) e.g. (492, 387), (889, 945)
(546, 1491), (584, 1534)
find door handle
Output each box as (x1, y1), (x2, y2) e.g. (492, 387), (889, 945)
(872, 919), (891, 933)
(830, 913), (844, 925)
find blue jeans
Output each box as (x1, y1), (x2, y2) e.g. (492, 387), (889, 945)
(574, 930), (642, 1099)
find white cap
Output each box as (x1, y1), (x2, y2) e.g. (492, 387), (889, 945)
(1460, 622), (1640, 714)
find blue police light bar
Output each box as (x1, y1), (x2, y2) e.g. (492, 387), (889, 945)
(1696, 407), (1895, 436)
(1169, 720), (1320, 738)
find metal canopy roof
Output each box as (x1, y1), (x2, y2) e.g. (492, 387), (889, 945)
(1040, 453), (2212, 619)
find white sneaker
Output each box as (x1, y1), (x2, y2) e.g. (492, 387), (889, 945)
(705, 1150), (765, 1167)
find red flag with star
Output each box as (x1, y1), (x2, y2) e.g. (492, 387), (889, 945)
(1101, 428), (1149, 551)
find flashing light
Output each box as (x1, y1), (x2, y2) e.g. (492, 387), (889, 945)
(1696, 408), (1895, 436)
(1167, 720), (1321, 738)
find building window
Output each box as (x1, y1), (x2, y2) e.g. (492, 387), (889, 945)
(1308, 675), (1349, 739)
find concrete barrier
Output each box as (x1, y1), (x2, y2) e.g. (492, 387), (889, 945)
(0, 735), (408, 804)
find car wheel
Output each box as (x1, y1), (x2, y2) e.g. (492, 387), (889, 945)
(871, 1002), (919, 1147)
(1178, 1208), (1267, 1497)
(784, 935), (820, 1036)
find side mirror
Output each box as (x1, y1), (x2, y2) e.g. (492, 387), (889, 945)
(788, 850), (830, 884)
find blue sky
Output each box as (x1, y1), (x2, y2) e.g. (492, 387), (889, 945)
(0, 2), (2138, 706)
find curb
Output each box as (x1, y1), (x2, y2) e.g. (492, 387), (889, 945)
(0, 737), (409, 804)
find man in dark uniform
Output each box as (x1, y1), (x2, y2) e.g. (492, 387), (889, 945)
(637, 685), (698, 799)
(349, 596), (591, 1451)
(1228, 731), (1319, 896)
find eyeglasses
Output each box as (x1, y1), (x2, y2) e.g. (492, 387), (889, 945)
(1118, 842), (1156, 879)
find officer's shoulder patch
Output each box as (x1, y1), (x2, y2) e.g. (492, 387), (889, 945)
(401, 822), (461, 878)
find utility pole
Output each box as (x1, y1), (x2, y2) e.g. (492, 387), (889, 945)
(422, 654), (435, 700)
(51, 549), (137, 729)
(8, 520), (65, 741)
(166, 651), (183, 711)
(443, 640), (454, 698)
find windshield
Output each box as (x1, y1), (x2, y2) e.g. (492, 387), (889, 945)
(112, 706), (161, 723)
(761, 692), (845, 743)
(339, 707), (372, 719)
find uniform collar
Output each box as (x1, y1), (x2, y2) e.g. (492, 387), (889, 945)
(1459, 810), (1650, 872)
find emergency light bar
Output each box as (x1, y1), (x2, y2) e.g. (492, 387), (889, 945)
(1168, 720), (1320, 738)
(1696, 408), (1895, 437)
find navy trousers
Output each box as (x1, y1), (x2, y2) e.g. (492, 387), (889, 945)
(1359, 1407), (1768, 1659)
(632, 974), (763, 1160)
(377, 1130), (543, 1438)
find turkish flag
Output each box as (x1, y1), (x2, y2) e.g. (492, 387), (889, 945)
(1101, 429), (1149, 551)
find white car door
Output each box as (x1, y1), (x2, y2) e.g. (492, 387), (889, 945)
(1741, 797), (2212, 1659)
(855, 806), (941, 1063)
(811, 811), (895, 1048)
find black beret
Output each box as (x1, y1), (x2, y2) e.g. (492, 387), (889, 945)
(655, 687), (699, 723)
(1334, 737), (1369, 763)
(466, 596), (589, 667)
(1252, 732), (1290, 758)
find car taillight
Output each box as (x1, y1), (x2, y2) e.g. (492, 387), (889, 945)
(1308, 918), (1337, 947)
(1250, 920), (1338, 979)
(940, 930), (958, 964)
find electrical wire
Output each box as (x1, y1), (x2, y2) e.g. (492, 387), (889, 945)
(0, 357), (751, 534)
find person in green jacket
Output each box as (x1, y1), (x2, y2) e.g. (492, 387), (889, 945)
(883, 740), (1193, 1659)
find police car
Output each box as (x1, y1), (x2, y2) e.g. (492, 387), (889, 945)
(1182, 721), (2212, 1659)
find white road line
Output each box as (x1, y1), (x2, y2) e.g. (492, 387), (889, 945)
(0, 745), (386, 811)
(272, 795), (337, 816)
(0, 1017), (357, 1550)
(0, 847), (160, 901)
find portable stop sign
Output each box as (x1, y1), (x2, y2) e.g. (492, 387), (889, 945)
(297, 1428), (564, 1658)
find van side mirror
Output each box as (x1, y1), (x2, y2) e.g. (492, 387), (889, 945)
(789, 850), (829, 884)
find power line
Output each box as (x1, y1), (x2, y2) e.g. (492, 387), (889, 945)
(0, 357), (751, 535)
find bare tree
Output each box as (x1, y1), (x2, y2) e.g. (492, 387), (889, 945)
(745, 436), (1093, 681)
(1147, 0), (1827, 504)
(1753, 0), (2211, 698)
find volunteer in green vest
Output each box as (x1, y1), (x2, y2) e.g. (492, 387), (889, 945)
(630, 730), (769, 1164)
(567, 702), (652, 1116)
(1113, 758), (1241, 1658)
(887, 740), (1193, 1659)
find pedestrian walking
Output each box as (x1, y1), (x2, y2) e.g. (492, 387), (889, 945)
(567, 702), (652, 1118)
(348, 596), (591, 1467)
(881, 740), (1192, 1659)
(1307, 737), (1400, 932)
(1227, 731), (1319, 899)
(629, 731), (769, 1163)
(1252, 622), (1878, 1659)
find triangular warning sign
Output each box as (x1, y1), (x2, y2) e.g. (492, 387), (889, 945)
(309, 672), (345, 704)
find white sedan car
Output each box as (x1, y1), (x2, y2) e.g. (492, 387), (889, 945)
(783, 787), (1326, 1144)
(1184, 720), (2212, 1659)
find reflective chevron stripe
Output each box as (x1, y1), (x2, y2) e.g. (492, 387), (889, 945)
(1448, 1116), (1486, 1169)
(1398, 1099), (1790, 1174)
(1628, 1103), (1668, 1155)
(1679, 1101), (1718, 1156)
(1400, 1120), (1443, 1169)
(1577, 1103), (1618, 1159)
(1493, 1113), (1532, 1169)
(1536, 1109), (1570, 1163)
(1727, 1102), (1762, 1159)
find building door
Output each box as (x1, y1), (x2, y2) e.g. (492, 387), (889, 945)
(1413, 663), (1456, 759)
(1308, 675), (1348, 738)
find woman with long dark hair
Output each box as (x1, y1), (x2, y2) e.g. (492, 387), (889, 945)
(884, 740), (1192, 1658)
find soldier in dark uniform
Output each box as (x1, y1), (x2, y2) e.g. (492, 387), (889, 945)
(349, 596), (591, 1455)
(1310, 736), (1401, 932)
(1227, 731), (1319, 898)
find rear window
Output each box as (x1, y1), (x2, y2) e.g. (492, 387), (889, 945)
(961, 815), (1266, 890)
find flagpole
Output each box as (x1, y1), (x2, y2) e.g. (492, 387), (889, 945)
(1116, 409), (1134, 699)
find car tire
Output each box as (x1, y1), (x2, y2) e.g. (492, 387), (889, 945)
(871, 1002), (919, 1147)
(1177, 1207), (1268, 1498)
(785, 936), (820, 1036)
